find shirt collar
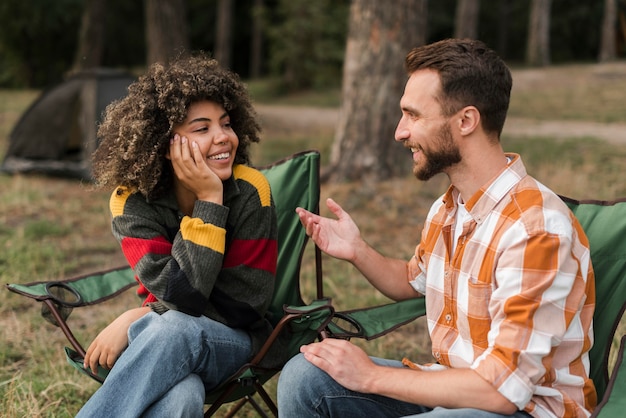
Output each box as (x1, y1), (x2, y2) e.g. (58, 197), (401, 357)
(443, 153), (527, 225)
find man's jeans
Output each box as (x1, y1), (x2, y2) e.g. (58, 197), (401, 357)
(76, 310), (252, 418)
(277, 354), (532, 418)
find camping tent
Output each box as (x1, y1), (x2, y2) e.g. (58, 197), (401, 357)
(1, 68), (135, 180)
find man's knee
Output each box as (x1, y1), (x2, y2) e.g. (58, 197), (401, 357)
(278, 352), (329, 411)
(280, 353), (319, 387)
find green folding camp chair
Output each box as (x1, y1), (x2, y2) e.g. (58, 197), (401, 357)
(560, 196), (626, 417)
(7, 150), (336, 417)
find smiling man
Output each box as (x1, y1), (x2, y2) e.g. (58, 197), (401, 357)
(277, 39), (596, 418)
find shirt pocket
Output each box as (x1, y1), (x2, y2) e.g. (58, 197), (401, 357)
(465, 278), (492, 345)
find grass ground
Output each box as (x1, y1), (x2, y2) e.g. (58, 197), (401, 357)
(2, 62), (626, 416)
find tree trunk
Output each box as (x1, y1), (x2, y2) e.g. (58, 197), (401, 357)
(526, 0), (552, 66)
(249, 0), (264, 78)
(71, 0), (106, 73)
(496, 1), (510, 58)
(145, 0), (189, 65)
(599, 0), (617, 62)
(215, 0), (234, 69)
(326, 0), (427, 184)
(454, 0), (480, 40)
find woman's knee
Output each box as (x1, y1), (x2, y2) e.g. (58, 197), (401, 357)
(143, 374), (205, 418)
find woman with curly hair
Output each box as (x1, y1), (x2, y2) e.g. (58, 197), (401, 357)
(76, 54), (278, 417)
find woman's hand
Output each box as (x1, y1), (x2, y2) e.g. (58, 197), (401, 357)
(169, 134), (223, 204)
(83, 307), (150, 373)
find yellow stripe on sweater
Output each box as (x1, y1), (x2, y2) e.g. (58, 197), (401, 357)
(180, 217), (226, 254)
(110, 186), (133, 217)
(233, 165), (271, 207)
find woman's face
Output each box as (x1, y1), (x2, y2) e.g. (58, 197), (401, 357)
(172, 100), (239, 181)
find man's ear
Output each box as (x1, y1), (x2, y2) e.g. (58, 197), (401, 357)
(458, 106), (480, 136)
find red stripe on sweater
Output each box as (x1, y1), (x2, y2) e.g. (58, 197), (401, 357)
(223, 238), (277, 274)
(121, 236), (172, 305)
(121, 235), (172, 268)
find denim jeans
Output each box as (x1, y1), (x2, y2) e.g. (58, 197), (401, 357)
(76, 310), (252, 418)
(277, 354), (532, 418)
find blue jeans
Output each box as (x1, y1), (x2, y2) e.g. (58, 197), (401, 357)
(277, 354), (532, 418)
(76, 310), (252, 418)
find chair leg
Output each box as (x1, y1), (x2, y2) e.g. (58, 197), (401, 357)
(204, 382), (240, 417)
(203, 379), (278, 418)
(254, 381), (278, 417)
(242, 395), (271, 418)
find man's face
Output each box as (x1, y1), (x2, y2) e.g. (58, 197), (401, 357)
(413, 120), (461, 181)
(395, 70), (461, 181)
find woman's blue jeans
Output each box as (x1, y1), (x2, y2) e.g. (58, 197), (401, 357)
(76, 310), (252, 418)
(277, 354), (532, 418)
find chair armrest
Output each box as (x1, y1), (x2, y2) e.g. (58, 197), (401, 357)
(6, 265), (136, 306)
(65, 347), (109, 384)
(6, 266), (136, 359)
(249, 298), (336, 366)
(592, 334), (626, 417)
(327, 297), (426, 340)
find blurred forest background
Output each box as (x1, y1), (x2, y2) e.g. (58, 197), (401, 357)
(1, 0), (625, 183)
(2, 1), (626, 416)
(1, 0), (625, 89)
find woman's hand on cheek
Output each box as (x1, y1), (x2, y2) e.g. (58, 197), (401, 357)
(169, 134), (223, 203)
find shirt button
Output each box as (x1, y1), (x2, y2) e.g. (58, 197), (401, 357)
(445, 314), (452, 323)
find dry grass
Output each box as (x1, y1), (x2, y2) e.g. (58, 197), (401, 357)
(2, 62), (626, 416)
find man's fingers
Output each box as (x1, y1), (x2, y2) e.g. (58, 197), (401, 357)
(326, 198), (345, 219)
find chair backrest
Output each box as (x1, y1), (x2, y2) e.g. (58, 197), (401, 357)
(258, 150), (322, 327)
(562, 196), (626, 400)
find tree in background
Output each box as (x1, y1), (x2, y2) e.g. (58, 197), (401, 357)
(326, 0), (427, 183)
(454, 0), (480, 39)
(599, 0), (618, 61)
(249, 0), (265, 78)
(71, 0), (107, 73)
(214, 0), (234, 69)
(266, 0), (349, 91)
(145, 0), (190, 65)
(526, 0), (552, 66)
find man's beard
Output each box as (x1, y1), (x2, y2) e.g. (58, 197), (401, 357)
(413, 122), (461, 181)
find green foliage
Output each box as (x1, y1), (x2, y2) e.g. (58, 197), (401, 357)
(0, 1), (623, 89)
(0, 0), (83, 88)
(265, 0), (349, 91)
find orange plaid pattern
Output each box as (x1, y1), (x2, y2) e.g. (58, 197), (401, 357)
(407, 154), (596, 417)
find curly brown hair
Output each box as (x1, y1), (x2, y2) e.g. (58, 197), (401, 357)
(92, 53), (261, 200)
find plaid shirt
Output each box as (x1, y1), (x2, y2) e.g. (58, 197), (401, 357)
(406, 154), (596, 417)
